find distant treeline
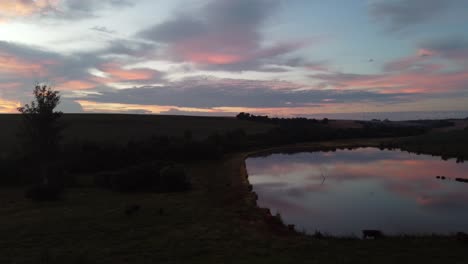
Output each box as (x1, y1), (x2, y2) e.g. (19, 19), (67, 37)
(236, 112), (329, 125)
(0, 112), (447, 186)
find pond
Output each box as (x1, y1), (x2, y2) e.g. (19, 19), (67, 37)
(246, 148), (468, 236)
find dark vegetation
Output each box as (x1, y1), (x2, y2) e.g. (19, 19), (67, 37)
(1, 109), (463, 189)
(1, 86), (193, 197)
(237, 112), (431, 141)
(94, 162), (190, 193)
(0, 113), (274, 155)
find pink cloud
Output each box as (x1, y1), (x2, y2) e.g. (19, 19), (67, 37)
(169, 35), (304, 68)
(0, 53), (48, 76)
(383, 48), (439, 72)
(383, 56), (426, 72)
(313, 68), (468, 94)
(305, 64), (329, 72)
(186, 52), (245, 65)
(55, 80), (97, 90)
(138, 0), (311, 71)
(99, 63), (160, 82)
(417, 48), (436, 57)
(174, 41), (306, 66)
(0, 82), (22, 90)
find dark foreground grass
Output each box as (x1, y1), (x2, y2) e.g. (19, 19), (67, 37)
(1, 139), (467, 264)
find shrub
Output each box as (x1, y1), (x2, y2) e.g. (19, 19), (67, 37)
(25, 184), (63, 201)
(109, 168), (156, 192)
(93, 172), (114, 189)
(93, 161), (190, 193)
(159, 165), (190, 192)
(108, 162), (164, 192)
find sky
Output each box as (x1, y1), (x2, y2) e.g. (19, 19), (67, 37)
(0, 0), (467, 116)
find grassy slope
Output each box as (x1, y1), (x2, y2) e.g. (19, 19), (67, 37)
(397, 129), (468, 159)
(1, 139), (467, 264)
(0, 114), (274, 154)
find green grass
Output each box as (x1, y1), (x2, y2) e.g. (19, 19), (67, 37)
(0, 114), (274, 155)
(1, 139), (468, 263)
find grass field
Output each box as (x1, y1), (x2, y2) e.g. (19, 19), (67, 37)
(1, 139), (467, 263)
(396, 129), (468, 160)
(0, 114), (274, 155)
(1, 114), (467, 263)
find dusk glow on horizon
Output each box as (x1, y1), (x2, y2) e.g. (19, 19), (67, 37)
(0, 0), (467, 116)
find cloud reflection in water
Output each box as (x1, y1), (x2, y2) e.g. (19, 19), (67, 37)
(246, 148), (468, 236)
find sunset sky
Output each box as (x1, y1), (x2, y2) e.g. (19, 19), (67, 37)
(0, 0), (467, 116)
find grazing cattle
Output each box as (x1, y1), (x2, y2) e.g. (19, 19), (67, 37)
(362, 230), (384, 239)
(125, 205), (140, 216)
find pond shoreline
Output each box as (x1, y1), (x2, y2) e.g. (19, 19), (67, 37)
(237, 138), (467, 239)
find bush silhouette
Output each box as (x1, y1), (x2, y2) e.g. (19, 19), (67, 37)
(25, 184), (64, 201)
(93, 162), (190, 193)
(18, 85), (64, 200)
(95, 162), (165, 192)
(159, 165), (190, 192)
(17, 85), (63, 160)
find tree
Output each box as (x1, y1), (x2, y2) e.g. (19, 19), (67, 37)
(18, 85), (63, 184)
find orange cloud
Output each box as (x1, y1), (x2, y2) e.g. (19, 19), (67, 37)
(0, 0), (60, 20)
(186, 53), (244, 65)
(0, 97), (20, 113)
(76, 100), (224, 114)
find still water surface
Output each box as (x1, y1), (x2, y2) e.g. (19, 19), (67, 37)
(246, 148), (468, 236)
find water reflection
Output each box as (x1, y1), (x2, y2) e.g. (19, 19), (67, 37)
(246, 148), (468, 236)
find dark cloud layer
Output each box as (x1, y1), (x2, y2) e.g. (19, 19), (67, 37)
(370, 0), (457, 32)
(422, 36), (468, 62)
(79, 78), (412, 109)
